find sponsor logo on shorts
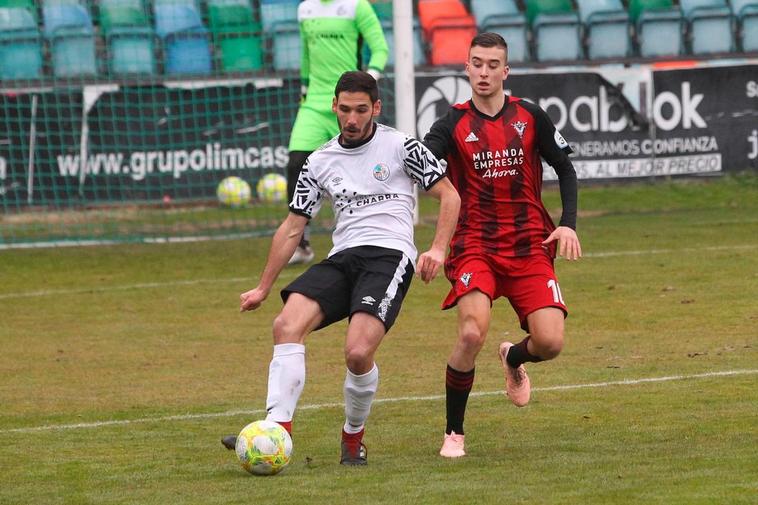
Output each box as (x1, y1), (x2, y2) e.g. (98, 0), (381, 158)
(460, 273), (472, 288)
(373, 163), (390, 181)
(361, 295), (376, 306)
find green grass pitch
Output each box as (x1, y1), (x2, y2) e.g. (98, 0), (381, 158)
(1, 175), (756, 504)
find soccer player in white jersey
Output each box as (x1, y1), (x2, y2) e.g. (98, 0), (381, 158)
(222, 71), (460, 465)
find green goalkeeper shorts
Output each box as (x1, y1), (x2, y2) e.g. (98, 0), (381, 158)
(288, 104), (340, 152)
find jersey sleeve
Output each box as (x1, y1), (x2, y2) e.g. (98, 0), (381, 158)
(524, 101), (579, 230)
(402, 136), (447, 191)
(298, 16), (310, 86)
(422, 108), (460, 161)
(355, 0), (389, 73)
(288, 156), (324, 219)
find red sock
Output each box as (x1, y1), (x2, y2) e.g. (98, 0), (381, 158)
(341, 428), (365, 452)
(274, 420), (292, 435)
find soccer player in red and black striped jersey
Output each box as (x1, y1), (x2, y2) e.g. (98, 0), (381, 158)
(423, 33), (582, 458)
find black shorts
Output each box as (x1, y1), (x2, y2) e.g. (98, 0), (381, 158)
(281, 245), (415, 332)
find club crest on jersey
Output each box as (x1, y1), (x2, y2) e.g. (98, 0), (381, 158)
(465, 131), (479, 142)
(512, 121), (527, 139)
(460, 272), (472, 288)
(373, 163), (390, 181)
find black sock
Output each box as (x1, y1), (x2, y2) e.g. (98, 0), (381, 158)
(506, 336), (544, 368)
(445, 365), (475, 435)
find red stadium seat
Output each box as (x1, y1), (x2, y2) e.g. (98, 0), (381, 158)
(418, 0), (477, 65)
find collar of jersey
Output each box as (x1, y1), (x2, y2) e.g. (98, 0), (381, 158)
(338, 123), (378, 149)
(468, 95), (511, 121)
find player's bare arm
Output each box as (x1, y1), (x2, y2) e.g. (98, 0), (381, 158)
(240, 213), (309, 311)
(542, 226), (582, 261)
(416, 177), (460, 283)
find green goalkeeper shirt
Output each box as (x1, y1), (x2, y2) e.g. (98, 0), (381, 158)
(298, 0), (389, 110)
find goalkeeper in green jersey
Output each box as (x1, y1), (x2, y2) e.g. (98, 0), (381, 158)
(286, 0), (389, 265)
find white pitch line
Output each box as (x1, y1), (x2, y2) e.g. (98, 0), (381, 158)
(2, 369), (755, 435)
(584, 244), (756, 258)
(1, 244), (755, 301)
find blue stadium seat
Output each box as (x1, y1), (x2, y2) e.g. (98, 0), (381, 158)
(0, 7), (42, 79)
(363, 19), (426, 67)
(731, 0), (758, 51)
(576, 0), (631, 58)
(154, 3), (212, 75)
(470, 0), (529, 62)
(42, 2), (97, 78)
(269, 19), (300, 70)
(629, 0), (684, 57)
(260, 0), (299, 32)
(679, 0), (734, 53)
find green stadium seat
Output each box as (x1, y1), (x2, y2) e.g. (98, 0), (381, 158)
(207, 0), (263, 72)
(107, 26), (156, 76)
(99, 0), (150, 34)
(526, 0), (583, 61)
(629, 0), (684, 57)
(0, 6), (42, 79)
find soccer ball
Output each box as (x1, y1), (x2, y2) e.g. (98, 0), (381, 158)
(256, 173), (288, 203)
(235, 420), (293, 476)
(216, 176), (251, 208)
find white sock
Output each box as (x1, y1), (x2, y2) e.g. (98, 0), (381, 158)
(264, 343), (305, 423)
(343, 364), (379, 434)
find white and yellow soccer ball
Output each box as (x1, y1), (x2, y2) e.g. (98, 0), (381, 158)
(235, 420), (293, 476)
(256, 173), (288, 203)
(216, 176), (252, 208)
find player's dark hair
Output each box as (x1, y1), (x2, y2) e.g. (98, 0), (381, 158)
(470, 32), (509, 61)
(334, 71), (379, 103)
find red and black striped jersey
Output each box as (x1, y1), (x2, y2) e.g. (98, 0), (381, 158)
(423, 96), (577, 258)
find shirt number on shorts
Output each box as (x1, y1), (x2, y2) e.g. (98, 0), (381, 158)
(547, 279), (565, 305)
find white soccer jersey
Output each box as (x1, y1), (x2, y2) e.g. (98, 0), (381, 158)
(289, 123), (446, 264)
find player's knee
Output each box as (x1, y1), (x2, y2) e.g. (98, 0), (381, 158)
(271, 313), (303, 344)
(532, 334), (564, 360)
(344, 345), (373, 372)
(459, 325), (487, 353)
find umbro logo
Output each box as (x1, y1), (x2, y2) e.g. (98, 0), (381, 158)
(361, 296), (376, 306)
(460, 273), (472, 287)
(464, 132), (479, 142)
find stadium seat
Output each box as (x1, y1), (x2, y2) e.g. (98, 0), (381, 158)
(372, 1), (393, 20)
(269, 19), (300, 70)
(679, 0), (734, 53)
(99, 0), (155, 77)
(0, 6), (42, 79)
(417, 0), (477, 65)
(260, 0), (299, 32)
(42, 2), (98, 78)
(154, 3), (212, 75)
(363, 18), (426, 67)
(469, 0), (529, 62)
(107, 27), (156, 76)
(629, 0), (684, 57)
(526, 0), (583, 61)
(730, 0), (758, 51)
(576, 0), (631, 58)
(0, 0), (36, 21)
(208, 0), (263, 72)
